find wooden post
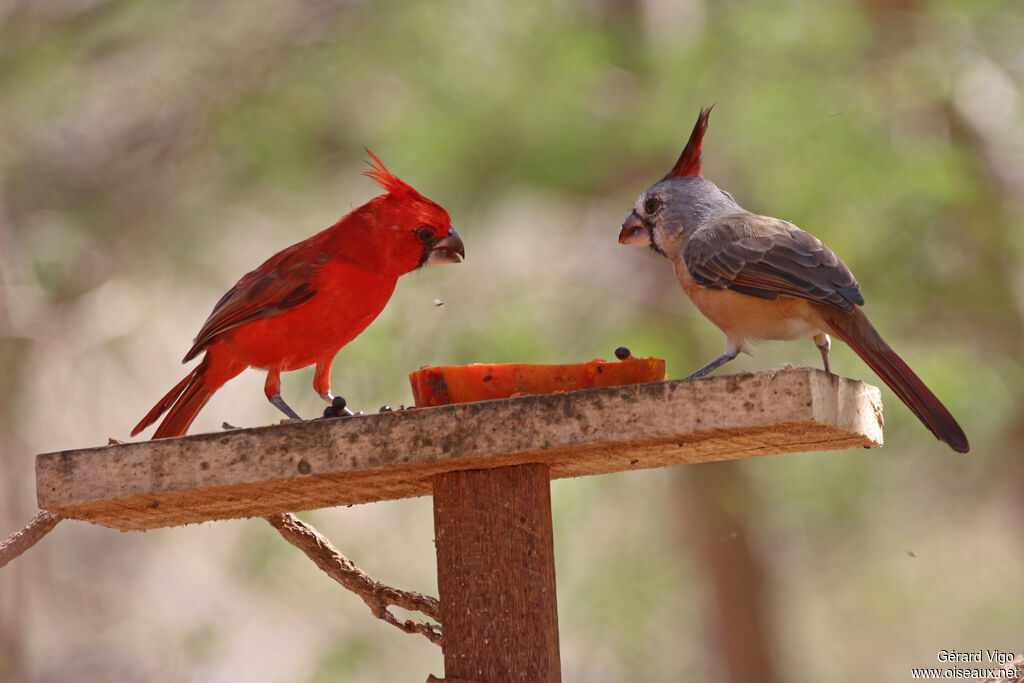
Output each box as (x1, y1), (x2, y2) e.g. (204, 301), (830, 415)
(433, 464), (561, 682)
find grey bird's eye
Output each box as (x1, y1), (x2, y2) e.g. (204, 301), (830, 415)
(644, 196), (662, 215)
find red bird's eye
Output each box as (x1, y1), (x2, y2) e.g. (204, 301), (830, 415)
(415, 226), (435, 243)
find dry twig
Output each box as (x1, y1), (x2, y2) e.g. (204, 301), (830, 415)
(265, 512), (442, 644)
(0, 511), (63, 569)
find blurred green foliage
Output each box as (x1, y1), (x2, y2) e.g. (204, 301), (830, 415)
(1, 0), (1023, 681)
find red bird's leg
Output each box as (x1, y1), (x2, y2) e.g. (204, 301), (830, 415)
(264, 369), (302, 420)
(814, 333), (832, 374)
(313, 359), (333, 403)
(314, 358), (354, 417)
(686, 347), (740, 379)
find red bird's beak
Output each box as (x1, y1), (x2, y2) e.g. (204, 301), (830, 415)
(619, 211), (652, 247)
(425, 228), (465, 265)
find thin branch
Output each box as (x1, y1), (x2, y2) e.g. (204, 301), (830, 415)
(0, 511), (63, 569)
(265, 512), (442, 645)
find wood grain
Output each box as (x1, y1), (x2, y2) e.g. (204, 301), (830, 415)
(36, 368), (883, 531)
(433, 464), (561, 681)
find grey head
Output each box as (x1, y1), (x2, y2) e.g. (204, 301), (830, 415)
(620, 173), (746, 256)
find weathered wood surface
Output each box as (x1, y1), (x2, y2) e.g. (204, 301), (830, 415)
(433, 464), (561, 681)
(36, 368), (883, 531)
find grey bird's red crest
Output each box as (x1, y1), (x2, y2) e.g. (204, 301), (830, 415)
(664, 106), (713, 181)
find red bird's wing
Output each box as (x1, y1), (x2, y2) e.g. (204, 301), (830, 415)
(183, 241), (328, 362)
(684, 214), (863, 313)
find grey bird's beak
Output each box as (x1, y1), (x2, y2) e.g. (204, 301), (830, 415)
(619, 211), (652, 247)
(425, 228), (465, 265)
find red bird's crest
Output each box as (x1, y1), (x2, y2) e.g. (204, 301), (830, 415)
(364, 150), (421, 198)
(363, 150), (452, 231)
(664, 106), (713, 180)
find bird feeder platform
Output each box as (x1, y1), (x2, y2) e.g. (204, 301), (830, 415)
(35, 367), (883, 681)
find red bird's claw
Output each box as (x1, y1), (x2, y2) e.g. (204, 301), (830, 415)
(322, 404), (356, 419)
(321, 396), (356, 418)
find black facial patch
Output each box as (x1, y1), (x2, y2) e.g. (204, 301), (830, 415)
(643, 216), (664, 256)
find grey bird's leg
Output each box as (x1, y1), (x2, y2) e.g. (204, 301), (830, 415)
(686, 347), (740, 379)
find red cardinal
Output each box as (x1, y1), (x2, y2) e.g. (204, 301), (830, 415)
(619, 108), (968, 452)
(132, 153), (464, 439)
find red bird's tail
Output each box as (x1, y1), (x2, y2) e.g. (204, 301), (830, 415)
(823, 308), (969, 453)
(131, 355), (236, 439)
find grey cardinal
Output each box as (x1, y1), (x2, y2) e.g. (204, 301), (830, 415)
(619, 107), (968, 453)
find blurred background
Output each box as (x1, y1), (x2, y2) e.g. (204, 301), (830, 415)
(1, 0), (1023, 680)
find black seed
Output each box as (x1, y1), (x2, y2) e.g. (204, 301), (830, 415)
(614, 346), (631, 360)
(379, 405), (391, 413)
(323, 406), (336, 418)
(332, 396), (347, 411)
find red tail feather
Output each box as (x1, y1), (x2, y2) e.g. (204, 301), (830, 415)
(825, 309), (969, 453)
(131, 365), (200, 437)
(665, 106), (714, 180)
(132, 355), (239, 439)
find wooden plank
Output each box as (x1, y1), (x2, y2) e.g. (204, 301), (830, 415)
(433, 464), (561, 681)
(35, 368), (883, 531)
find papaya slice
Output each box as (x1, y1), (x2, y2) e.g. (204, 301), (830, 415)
(409, 356), (666, 407)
